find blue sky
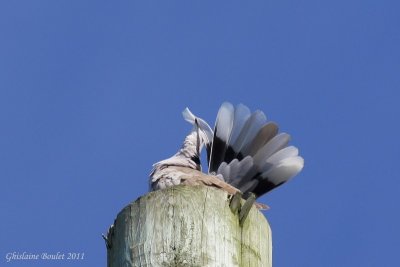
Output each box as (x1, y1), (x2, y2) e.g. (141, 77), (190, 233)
(1, 1), (399, 266)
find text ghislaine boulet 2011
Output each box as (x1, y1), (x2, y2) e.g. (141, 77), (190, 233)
(5, 251), (84, 262)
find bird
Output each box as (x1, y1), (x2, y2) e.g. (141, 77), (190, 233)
(149, 102), (304, 219)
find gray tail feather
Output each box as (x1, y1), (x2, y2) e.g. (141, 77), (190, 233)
(208, 102), (304, 197)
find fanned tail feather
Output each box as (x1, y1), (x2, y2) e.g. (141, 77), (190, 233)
(219, 156), (253, 187)
(209, 102), (234, 173)
(208, 102), (304, 197)
(241, 122), (279, 156)
(182, 102), (304, 198)
(221, 103), (251, 165)
(230, 110), (267, 161)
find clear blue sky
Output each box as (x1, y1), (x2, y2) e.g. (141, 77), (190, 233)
(1, 1), (399, 266)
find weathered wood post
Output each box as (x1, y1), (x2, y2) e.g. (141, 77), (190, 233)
(105, 185), (272, 267)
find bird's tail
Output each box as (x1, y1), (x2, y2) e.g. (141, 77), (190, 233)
(208, 102), (304, 197)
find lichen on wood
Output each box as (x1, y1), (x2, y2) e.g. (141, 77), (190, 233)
(106, 185), (271, 267)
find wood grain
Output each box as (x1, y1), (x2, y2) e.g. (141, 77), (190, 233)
(106, 185), (271, 267)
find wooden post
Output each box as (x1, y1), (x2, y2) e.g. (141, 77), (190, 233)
(105, 185), (272, 267)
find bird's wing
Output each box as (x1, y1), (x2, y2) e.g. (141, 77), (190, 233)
(173, 166), (241, 195)
(182, 107), (214, 160)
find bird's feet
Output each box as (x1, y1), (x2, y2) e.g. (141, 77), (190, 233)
(239, 193), (256, 226)
(229, 192), (242, 214)
(229, 193), (269, 226)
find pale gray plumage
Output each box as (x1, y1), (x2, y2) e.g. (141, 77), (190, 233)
(150, 119), (203, 191)
(149, 102), (304, 199)
(149, 108), (236, 194)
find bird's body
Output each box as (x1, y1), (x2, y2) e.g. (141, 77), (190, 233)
(150, 102), (304, 201)
(151, 166), (240, 195)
